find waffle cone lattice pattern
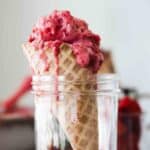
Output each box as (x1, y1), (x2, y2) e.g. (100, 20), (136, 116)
(23, 43), (98, 150)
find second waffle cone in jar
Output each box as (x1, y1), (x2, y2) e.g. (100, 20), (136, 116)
(22, 43), (98, 150)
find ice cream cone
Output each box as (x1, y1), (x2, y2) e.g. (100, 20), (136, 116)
(22, 43), (98, 150)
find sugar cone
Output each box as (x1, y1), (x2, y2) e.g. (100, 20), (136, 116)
(22, 43), (98, 150)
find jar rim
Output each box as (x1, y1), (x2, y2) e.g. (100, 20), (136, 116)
(32, 73), (119, 83)
(32, 73), (120, 94)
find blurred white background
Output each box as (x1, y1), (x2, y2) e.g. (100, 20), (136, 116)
(0, 0), (150, 106)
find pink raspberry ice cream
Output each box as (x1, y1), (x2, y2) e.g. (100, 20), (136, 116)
(28, 10), (104, 73)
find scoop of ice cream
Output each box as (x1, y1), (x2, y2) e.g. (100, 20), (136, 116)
(28, 10), (103, 73)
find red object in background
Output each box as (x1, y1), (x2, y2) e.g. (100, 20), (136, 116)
(119, 96), (141, 114)
(0, 75), (32, 113)
(0, 107), (33, 120)
(0, 75), (34, 150)
(118, 94), (142, 150)
(48, 146), (60, 150)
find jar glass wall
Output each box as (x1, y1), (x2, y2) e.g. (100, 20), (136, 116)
(32, 74), (119, 150)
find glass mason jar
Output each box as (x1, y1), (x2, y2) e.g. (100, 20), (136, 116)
(32, 74), (119, 150)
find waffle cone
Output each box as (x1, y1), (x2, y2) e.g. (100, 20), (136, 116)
(22, 43), (98, 150)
